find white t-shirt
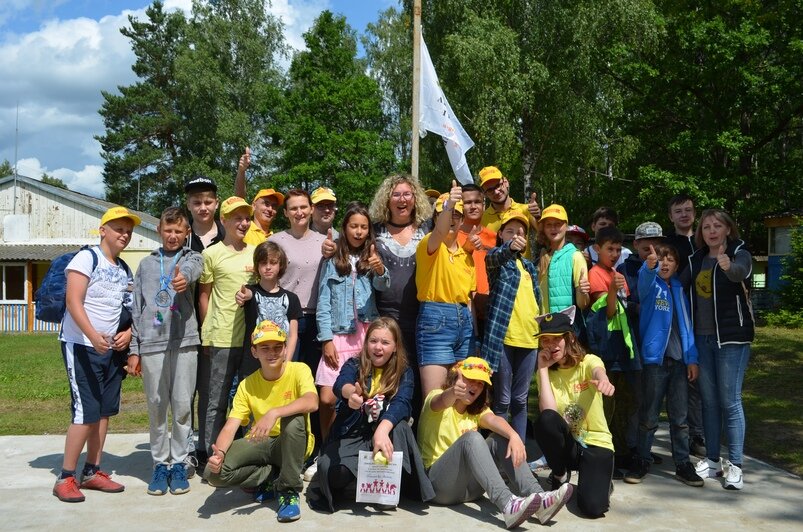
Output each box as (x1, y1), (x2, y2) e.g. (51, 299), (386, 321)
(588, 244), (632, 269)
(59, 247), (132, 347)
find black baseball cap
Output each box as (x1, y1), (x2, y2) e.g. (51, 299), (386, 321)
(184, 175), (218, 194)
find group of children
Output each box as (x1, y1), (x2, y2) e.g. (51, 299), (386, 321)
(53, 164), (748, 526)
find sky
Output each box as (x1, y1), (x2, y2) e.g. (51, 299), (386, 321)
(0, 0), (397, 198)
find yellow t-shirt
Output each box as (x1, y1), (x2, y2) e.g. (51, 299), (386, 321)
(538, 249), (588, 313)
(368, 368), (384, 397)
(415, 233), (476, 304)
(538, 354), (613, 451)
(417, 389), (492, 468)
(200, 242), (255, 347)
(481, 200), (536, 258)
(230, 362), (317, 457)
(503, 259), (539, 348)
(243, 221), (272, 246)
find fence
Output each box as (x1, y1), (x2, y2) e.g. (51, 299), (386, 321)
(0, 303), (60, 333)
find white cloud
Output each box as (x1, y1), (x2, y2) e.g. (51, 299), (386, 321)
(0, 1), (332, 203)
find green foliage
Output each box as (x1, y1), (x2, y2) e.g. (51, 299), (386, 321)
(778, 223), (803, 309)
(0, 159), (12, 177)
(763, 309), (803, 329)
(275, 11), (395, 208)
(40, 173), (68, 190)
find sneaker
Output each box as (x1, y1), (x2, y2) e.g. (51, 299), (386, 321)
(147, 464), (170, 495)
(528, 455), (549, 474)
(624, 458), (650, 484)
(533, 483), (573, 524)
(184, 454), (198, 479)
(53, 476), (85, 503)
(675, 462), (704, 487)
(169, 463), (191, 495)
(253, 478), (276, 503)
(650, 452), (664, 465)
(502, 493), (541, 529)
(80, 470), (125, 493)
(723, 460), (743, 490)
(690, 436), (707, 458)
(277, 490), (301, 522)
(302, 457), (318, 482)
(695, 457), (723, 479)
(548, 470), (571, 491)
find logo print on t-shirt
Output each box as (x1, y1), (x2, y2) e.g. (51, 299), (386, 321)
(695, 270), (713, 299)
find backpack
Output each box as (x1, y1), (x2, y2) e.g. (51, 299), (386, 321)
(34, 246), (131, 324)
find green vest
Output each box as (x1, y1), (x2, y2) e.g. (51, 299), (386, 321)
(547, 243), (578, 312)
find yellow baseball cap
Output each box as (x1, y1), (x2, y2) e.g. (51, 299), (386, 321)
(540, 204), (568, 223)
(100, 206), (141, 227)
(424, 188), (441, 199)
(220, 196), (254, 219)
(434, 193), (463, 214)
(499, 210), (530, 231)
(456, 357), (493, 385)
(251, 320), (288, 345)
(311, 187), (336, 204)
(253, 188), (285, 206)
(478, 166), (503, 187)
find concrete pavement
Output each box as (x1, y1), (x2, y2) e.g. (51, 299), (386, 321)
(1, 426), (801, 531)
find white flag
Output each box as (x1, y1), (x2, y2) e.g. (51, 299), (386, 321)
(418, 34), (475, 185)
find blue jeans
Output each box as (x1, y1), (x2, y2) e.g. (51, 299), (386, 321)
(491, 345), (537, 441)
(636, 358), (690, 466)
(416, 302), (473, 366)
(695, 335), (751, 465)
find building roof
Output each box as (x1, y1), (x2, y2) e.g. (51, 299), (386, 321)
(0, 174), (159, 230)
(0, 243), (78, 261)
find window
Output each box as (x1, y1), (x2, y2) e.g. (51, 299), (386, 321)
(769, 227), (791, 255)
(0, 264), (26, 302)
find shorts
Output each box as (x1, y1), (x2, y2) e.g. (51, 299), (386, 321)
(61, 342), (126, 424)
(315, 321), (369, 387)
(416, 301), (473, 366)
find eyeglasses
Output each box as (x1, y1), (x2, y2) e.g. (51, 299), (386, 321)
(391, 192), (414, 200)
(483, 182), (504, 194)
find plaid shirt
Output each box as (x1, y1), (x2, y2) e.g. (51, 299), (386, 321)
(481, 241), (541, 371)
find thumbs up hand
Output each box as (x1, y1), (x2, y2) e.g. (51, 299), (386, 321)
(527, 191), (541, 218)
(238, 146), (251, 172)
(646, 244), (658, 270)
(235, 284), (252, 306)
(368, 243), (385, 275)
(579, 270), (591, 295)
(208, 444), (225, 474)
(716, 243), (731, 271)
(321, 227), (336, 258)
(449, 179), (462, 205)
(171, 264), (188, 293)
(466, 224), (484, 252)
(510, 234), (527, 252)
(348, 381), (365, 410)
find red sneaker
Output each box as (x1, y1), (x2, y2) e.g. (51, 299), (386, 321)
(80, 470), (125, 493)
(53, 476), (86, 502)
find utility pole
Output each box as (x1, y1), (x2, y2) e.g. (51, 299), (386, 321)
(411, 0), (421, 179)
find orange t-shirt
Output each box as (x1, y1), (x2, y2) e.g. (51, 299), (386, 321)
(588, 263), (629, 303)
(456, 225), (497, 295)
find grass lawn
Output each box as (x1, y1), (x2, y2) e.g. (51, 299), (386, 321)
(1, 327), (801, 475)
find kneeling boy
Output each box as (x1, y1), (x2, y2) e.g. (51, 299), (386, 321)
(205, 320), (318, 522)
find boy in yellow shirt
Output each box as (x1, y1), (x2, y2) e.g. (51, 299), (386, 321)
(205, 320), (318, 522)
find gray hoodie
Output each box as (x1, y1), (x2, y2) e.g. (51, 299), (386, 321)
(131, 247), (204, 355)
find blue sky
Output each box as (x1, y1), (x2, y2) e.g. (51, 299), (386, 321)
(0, 0), (397, 198)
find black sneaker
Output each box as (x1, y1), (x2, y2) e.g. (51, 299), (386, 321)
(675, 461), (705, 487)
(650, 452), (663, 465)
(612, 468), (624, 480)
(690, 436), (707, 459)
(623, 458), (650, 484)
(548, 470), (571, 491)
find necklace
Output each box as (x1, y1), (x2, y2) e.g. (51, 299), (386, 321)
(387, 219), (413, 228)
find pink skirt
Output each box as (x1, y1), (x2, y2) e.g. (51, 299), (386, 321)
(315, 321), (370, 387)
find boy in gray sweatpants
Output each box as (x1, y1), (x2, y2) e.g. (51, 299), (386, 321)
(129, 207), (204, 495)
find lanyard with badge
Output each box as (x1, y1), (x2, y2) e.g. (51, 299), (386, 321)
(154, 250), (182, 326)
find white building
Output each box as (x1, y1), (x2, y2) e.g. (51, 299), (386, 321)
(0, 174), (160, 332)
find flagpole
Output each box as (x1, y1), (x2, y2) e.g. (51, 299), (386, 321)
(411, 0), (421, 179)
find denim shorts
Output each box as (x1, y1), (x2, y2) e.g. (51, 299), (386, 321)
(416, 301), (474, 366)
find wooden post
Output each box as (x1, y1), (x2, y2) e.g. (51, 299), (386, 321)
(411, 0), (422, 179)
(26, 261), (34, 332)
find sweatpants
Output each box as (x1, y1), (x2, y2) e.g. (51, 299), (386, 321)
(427, 431), (542, 512)
(198, 346), (243, 456)
(204, 414), (306, 492)
(141, 345), (198, 464)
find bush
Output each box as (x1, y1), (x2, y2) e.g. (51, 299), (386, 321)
(763, 309), (803, 329)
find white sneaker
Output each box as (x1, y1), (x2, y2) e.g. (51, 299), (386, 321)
(502, 493), (541, 529)
(723, 460), (743, 490)
(534, 483), (573, 524)
(302, 457), (318, 482)
(695, 457), (723, 479)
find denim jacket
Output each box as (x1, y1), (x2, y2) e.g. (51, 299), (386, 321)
(316, 258), (390, 342)
(329, 357), (414, 439)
